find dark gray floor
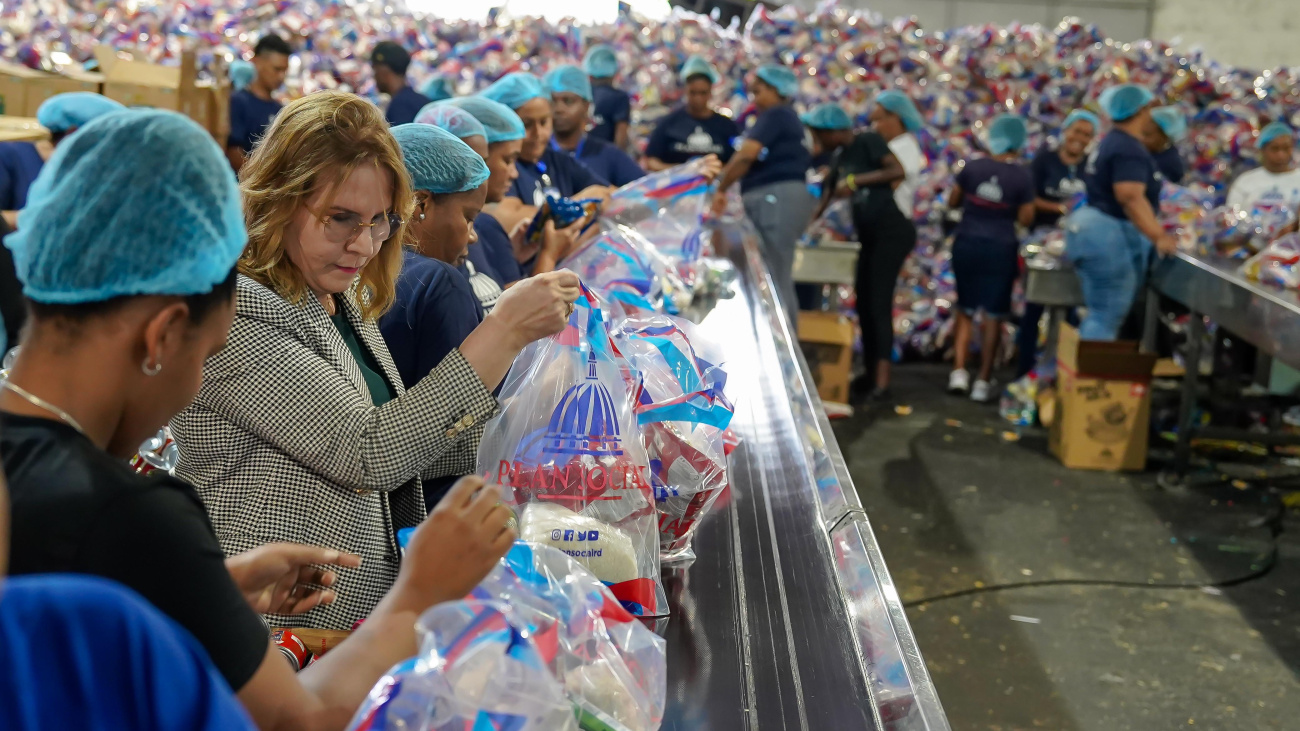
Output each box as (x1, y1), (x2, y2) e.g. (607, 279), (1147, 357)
(832, 364), (1300, 731)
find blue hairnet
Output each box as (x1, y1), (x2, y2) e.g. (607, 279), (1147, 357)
(1258, 121), (1295, 149)
(35, 92), (124, 133)
(583, 45), (618, 79)
(800, 103), (852, 131)
(755, 64), (798, 99)
(1099, 84), (1154, 122)
(543, 65), (593, 102)
(876, 90), (924, 131)
(1151, 106), (1187, 142)
(479, 72), (546, 111)
(987, 114), (1028, 155)
(229, 60), (255, 91)
(6, 109), (245, 304)
(444, 96), (525, 144)
(680, 55), (719, 84)
(415, 103), (487, 142)
(1062, 109), (1101, 134)
(391, 123), (490, 195)
(419, 74), (453, 102)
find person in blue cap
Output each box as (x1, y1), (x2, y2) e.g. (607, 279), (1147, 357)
(712, 63), (814, 330)
(802, 102), (854, 171)
(226, 34), (290, 173)
(229, 59), (255, 92)
(645, 55), (738, 172)
(1066, 83), (1174, 341)
(544, 64), (644, 187)
(372, 40), (431, 126)
(1227, 122), (1300, 215)
(871, 90), (928, 223)
(584, 44), (631, 149)
(1145, 106), (1186, 185)
(946, 114), (1037, 402)
(419, 73), (454, 103)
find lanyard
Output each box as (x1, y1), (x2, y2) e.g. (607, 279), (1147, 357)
(550, 135), (587, 159)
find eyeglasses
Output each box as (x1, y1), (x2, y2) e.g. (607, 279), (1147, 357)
(319, 211), (404, 246)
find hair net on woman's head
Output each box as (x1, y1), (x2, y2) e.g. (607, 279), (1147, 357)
(391, 123), (490, 195)
(800, 103), (852, 131)
(1099, 84), (1154, 122)
(6, 109), (245, 304)
(1258, 121), (1295, 149)
(229, 60), (255, 91)
(1062, 109), (1101, 135)
(35, 93), (124, 134)
(680, 55), (719, 84)
(543, 65), (593, 102)
(479, 72), (546, 111)
(444, 96), (525, 144)
(1151, 106), (1187, 142)
(755, 64), (798, 99)
(419, 74), (453, 102)
(987, 114), (1028, 155)
(415, 103), (487, 142)
(876, 90), (924, 131)
(583, 45), (618, 79)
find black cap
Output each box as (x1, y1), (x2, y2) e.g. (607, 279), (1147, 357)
(371, 41), (411, 76)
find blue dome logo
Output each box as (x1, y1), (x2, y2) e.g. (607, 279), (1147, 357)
(542, 350), (624, 458)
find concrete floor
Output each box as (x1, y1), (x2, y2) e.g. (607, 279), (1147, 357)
(832, 364), (1300, 731)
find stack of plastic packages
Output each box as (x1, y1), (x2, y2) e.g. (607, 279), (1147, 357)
(1239, 233), (1300, 289)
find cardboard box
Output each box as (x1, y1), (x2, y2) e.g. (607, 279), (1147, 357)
(94, 46), (216, 137)
(23, 70), (102, 117)
(0, 116), (49, 143)
(1050, 324), (1158, 471)
(0, 61), (41, 117)
(798, 310), (854, 404)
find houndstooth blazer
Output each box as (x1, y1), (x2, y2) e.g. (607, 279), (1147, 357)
(171, 275), (498, 630)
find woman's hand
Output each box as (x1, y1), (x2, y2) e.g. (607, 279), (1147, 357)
(487, 270), (582, 349)
(1155, 233), (1179, 256)
(710, 192), (728, 217)
(508, 217), (541, 264)
(535, 220), (583, 274)
(698, 154), (723, 181)
(225, 543), (362, 615)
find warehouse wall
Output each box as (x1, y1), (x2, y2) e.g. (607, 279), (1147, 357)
(791, 0), (1155, 41)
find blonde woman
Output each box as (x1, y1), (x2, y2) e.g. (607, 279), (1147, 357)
(171, 91), (579, 631)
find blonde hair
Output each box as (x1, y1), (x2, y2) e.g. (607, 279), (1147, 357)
(238, 91), (413, 320)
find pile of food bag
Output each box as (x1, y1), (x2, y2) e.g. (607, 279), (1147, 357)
(1239, 234), (1300, 289)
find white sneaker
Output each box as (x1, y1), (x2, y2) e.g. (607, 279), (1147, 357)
(971, 379), (994, 403)
(947, 369), (971, 395)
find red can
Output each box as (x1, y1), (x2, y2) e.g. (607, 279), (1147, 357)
(272, 629), (311, 671)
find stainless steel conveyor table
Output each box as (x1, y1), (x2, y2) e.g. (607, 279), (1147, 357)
(658, 219), (948, 730)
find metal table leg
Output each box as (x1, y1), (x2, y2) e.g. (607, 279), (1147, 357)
(1174, 312), (1204, 477)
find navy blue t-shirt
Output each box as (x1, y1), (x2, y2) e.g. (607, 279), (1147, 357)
(954, 157), (1035, 242)
(560, 135), (644, 188)
(590, 84), (631, 143)
(645, 107), (739, 166)
(227, 89), (282, 153)
(0, 141), (43, 210)
(742, 105), (812, 193)
(386, 86), (432, 127)
(1153, 146), (1185, 186)
(508, 147), (609, 204)
(1084, 130), (1159, 220)
(380, 250), (485, 390)
(1029, 145), (1086, 228)
(471, 213), (523, 285)
(0, 574), (255, 731)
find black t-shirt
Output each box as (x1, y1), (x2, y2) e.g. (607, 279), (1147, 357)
(826, 130), (903, 223)
(742, 104), (812, 193)
(0, 412), (270, 691)
(644, 107), (739, 165)
(1029, 145), (1086, 229)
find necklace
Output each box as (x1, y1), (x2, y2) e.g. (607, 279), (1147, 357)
(0, 380), (86, 434)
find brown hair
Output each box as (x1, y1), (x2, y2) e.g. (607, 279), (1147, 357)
(238, 91), (413, 320)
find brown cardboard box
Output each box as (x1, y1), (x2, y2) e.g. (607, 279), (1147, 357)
(798, 311), (854, 404)
(94, 47), (216, 137)
(22, 70), (102, 117)
(1049, 325), (1158, 471)
(0, 61), (43, 117)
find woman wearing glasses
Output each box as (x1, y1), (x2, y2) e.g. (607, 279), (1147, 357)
(171, 92), (579, 631)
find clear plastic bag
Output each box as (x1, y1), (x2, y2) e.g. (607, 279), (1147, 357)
(1239, 234), (1300, 289)
(602, 158), (714, 287)
(559, 224), (690, 317)
(477, 288), (667, 617)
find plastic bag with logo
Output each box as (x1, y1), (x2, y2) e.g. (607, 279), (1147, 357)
(1239, 234), (1300, 289)
(611, 314), (733, 565)
(559, 224), (690, 317)
(477, 287), (667, 617)
(602, 158), (713, 286)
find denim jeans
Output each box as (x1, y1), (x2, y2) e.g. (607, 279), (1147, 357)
(1064, 206), (1151, 340)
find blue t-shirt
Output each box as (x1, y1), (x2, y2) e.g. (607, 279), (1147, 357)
(471, 212), (523, 285)
(0, 574), (255, 731)
(590, 84), (631, 143)
(1029, 145), (1086, 228)
(645, 107), (739, 166)
(1084, 130), (1159, 220)
(742, 105), (812, 193)
(508, 147), (609, 204)
(380, 250), (485, 390)
(0, 141), (44, 210)
(954, 157), (1035, 242)
(386, 86), (432, 127)
(227, 89), (282, 153)
(560, 135), (644, 188)
(1153, 146), (1185, 186)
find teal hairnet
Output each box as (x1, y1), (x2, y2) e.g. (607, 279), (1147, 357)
(6, 109), (245, 304)
(1151, 106), (1187, 142)
(35, 93), (124, 133)
(876, 90), (924, 131)
(391, 123), (490, 195)
(755, 64), (798, 98)
(987, 114), (1028, 155)
(479, 72), (546, 111)
(444, 96), (525, 144)
(1062, 109), (1101, 134)
(543, 65), (593, 102)
(419, 74), (453, 102)
(1258, 121), (1295, 149)
(229, 60), (255, 91)
(680, 55), (719, 84)
(800, 103), (852, 131)
(1099, 84), (1154, 122)
(415, 103), (487, 142)
(583, 45), (618, 79)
